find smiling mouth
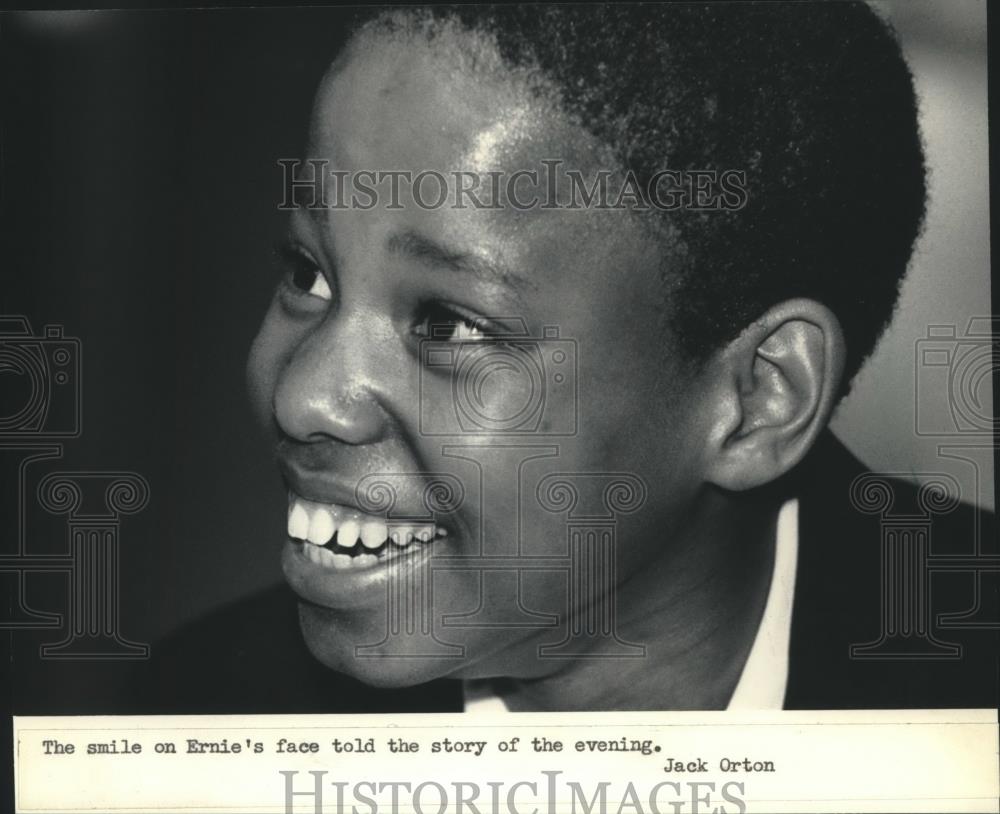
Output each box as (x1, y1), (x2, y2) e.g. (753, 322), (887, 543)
(286, 493), (448, 571)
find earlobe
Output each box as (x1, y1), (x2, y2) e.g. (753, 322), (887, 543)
(705, 299), (846, 491)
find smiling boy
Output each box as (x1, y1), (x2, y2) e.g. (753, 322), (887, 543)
(149, 3), (996, 712)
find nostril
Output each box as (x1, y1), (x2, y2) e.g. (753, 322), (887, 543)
(273, 383), (387, 446)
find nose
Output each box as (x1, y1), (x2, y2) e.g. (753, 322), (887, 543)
(272, 313), (390, 445)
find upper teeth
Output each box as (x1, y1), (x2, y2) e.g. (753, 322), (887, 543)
(287, 495), (442, 550)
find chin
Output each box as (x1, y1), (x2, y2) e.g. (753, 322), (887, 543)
(296, 601), (462, 688)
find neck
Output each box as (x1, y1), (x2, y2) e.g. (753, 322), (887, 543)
(500, 489), (782, 710)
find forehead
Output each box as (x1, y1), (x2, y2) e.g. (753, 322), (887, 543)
(299, 25), (668, 325)
(308, 26), (604, 177)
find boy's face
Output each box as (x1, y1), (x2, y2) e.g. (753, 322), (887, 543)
(248, 34), (712, 686)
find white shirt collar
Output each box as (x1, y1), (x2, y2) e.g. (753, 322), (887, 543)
(463, 497), (799, 712)
(725, 497), (798, 709)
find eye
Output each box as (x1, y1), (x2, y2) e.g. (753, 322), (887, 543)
(275, 242), (332, 302)
(413, 303), (490, 343)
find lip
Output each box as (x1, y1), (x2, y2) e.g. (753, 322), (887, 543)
(277, 452), (463, 608)
(282, 535), (441, 610)
(279, 458), (373, 515)
(279, 456), (456, 524)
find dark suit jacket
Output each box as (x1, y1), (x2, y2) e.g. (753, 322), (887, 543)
(141, 432), (998, 712)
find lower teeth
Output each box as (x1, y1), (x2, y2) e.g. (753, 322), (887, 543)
(299, 532), (441, 570)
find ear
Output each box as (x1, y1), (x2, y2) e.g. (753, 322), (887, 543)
(702, 299), (846, 491)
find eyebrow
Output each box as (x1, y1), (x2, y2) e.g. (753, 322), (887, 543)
(386, 229), (536, 292)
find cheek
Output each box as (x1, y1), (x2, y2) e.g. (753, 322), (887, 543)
(568, 352), (708, 523)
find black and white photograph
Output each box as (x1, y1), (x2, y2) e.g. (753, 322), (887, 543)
(3, 1), (997, 811)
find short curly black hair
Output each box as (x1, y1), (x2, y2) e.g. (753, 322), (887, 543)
(347, 1), (926, 390)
